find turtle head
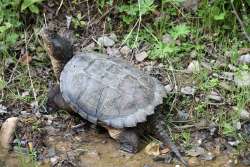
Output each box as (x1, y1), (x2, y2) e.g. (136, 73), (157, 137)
(41, 28), (73, 80)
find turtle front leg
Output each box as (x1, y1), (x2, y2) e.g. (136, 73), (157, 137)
(104, 126), (139, 153)
(47, 84), (72, 113)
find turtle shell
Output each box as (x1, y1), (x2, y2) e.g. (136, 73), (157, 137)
(60, 52), (166, 128)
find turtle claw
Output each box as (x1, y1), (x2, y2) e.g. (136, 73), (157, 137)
(120, 142), (137, 153)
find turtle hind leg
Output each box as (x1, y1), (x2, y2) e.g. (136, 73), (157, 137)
(105, 126), (139, 153)
(150, 114), (189, 167)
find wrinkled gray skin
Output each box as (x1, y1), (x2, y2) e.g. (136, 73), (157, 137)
(42, 29), (188, 167)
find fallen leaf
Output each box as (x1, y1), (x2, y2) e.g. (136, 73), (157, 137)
(145, 142), (160, 156)
(160, 147), (170, 154)
(19, 52), (32, 65)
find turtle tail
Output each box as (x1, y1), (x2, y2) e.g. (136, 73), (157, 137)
(152, 115), (189, 167)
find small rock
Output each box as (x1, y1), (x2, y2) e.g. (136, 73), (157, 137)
(20, 110), (30, 116)
(120, 46), (131, 56)
(135, 51), (148, 62)
(0, 117), (19, 149)
(164, 84), (173, 93)
(145, 142), (160, 156)
(181, 0), (199, 12)
(228, 140), (240, 146)
(181, 86), (196, 95)
(162, 33), (174, 44)
(234, 71), (250, 87)
(21, 91), (29, 97)
(208, 122), (218, 136)
(188, 157), (201, 166)
(66, 15), (72, 29)
(228, 64), (237, 71)
(207, 91), (222, 102)
(50, 156), (59, 166)
(199, 152), (215, 161)
(107, 47), (121, 57)
(177, 110), (189, 121)
(187, 61), (200, 73)
(109, 33), (118, 42)
(97, 36), (115, 47)
(239, 109), (250, 120)
(239, 54), (250, 64)
(233, 121), (241, 130)
(187, 146), (206, 157)
(0, 104), (7, 115)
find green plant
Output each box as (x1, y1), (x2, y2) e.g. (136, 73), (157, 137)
(181, 130), (191, 147)
(72, 12), (86, 29)
(118, 0), (156, 25)
(169, 24), (190, 39)
(149, 42), (179, 59)
(21, 0), (44, 14)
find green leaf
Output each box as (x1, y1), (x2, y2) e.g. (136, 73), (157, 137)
(6, 32), (19, 45)
(21, 0), (43, 11)
(0, 78), (6, 91)
(29, 4), (39, 14)
(170, 24), (190, 39)
(139, 0), (156, 15)
(214, 12), (225, 20)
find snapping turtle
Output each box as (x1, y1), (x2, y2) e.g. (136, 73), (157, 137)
(42, 29), (188, 166)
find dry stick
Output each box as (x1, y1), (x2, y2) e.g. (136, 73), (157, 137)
(90, 6), (115, 26)
(24, 31), (38, 105)
(231, 1), (250, 43)
(56, 0), (64, 16)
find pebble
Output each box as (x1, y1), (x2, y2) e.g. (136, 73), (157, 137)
(0, 117), (19, 149)
(181, 0), (199, 12)
(0, 104), (7, 115)
(228, 140), (240, 146)
(120, 45), (131, 56)
(97, 36), (115, 47)
(50, 156), (60, 166)
(207, 91), (222, 102)
(164, 84), (173, 92)
(180, 86), (196, 95)
(135, 51), (148, 62)
(109, 33), (118, 42)
(187, 60), (200, 73)
(177, 110), (189, 121)
(239, 109), (250, 120)
(234, 71), (250, 87)
(238, 53), (250, 64)
(107, 47), (121, 57)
